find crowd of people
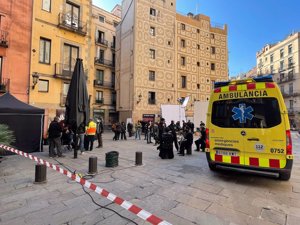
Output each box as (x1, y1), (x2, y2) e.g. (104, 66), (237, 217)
(110, 119), (206, 159)
(47, 117), (104, 157)
(47, 115), (206, 160)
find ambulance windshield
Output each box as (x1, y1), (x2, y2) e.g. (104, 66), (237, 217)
(212, 97), (281, 128)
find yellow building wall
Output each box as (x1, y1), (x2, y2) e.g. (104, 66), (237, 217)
(29, 0), (92, 121)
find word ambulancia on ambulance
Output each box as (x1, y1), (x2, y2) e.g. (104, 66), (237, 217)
(205, 75), (293, 180)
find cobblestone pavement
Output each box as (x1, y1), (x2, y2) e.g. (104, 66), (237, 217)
(0, 132), (300, 225)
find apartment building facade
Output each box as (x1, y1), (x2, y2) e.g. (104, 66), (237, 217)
(29, 0), (92, 123)
(0, 0), (33, 102)
(117, 0), (228, 123)
(256, 32), (300, 128)
(176, 13), (228, 117)
(91, 5), (120, 124)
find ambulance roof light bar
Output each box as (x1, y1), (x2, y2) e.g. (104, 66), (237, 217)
(214, 75), (273, 88)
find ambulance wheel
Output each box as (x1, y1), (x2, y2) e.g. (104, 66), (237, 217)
(279, 171), (291, 181)
(208, 162), (217, 171)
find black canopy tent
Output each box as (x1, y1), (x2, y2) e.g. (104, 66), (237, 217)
(0, 93), (44, 153)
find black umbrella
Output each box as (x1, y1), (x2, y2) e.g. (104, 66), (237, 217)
(65, 58), (90, 157)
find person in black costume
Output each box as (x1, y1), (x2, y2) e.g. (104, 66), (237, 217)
(157, 127), (174, 159)
(178, 127), (193, 156)
(199, 126), (206, 152)
(168, 120), (178, 151)
(158, 118), (166, 144)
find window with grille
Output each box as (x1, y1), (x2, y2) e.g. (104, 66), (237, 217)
(150, 27), (155, 36)
(211, 63), (215, 71)
(150, 49), (155, 59)
(280, 49), (284, 58)
(150, 8), (156, 16)
(211, 46), (215, 54)
(288, 44), (292, 54)
(99, 15), (105, 23)
(181, 76), (186, 88)
(181, 39), (185, 48)
(149, 70), (155, 81)
(181, 56), (185, 66)
(148, 92), (156, 104)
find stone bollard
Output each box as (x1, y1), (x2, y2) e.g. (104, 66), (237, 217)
(74, 148), (78, 159)
(34, 164), (47, 184)
(88, 156), (98, 175)
(135, 151), (143, 166)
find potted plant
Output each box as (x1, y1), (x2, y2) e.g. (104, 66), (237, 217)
(0, 124), (15, 157)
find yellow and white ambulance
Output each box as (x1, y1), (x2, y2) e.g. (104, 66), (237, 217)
(206, 75), (293, 180)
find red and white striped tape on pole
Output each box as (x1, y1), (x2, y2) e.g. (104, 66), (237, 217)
(0, 144), (172, 225)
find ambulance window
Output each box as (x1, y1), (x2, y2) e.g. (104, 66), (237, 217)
(212, 98), (281, 128)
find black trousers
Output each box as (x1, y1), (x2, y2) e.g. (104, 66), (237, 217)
(85, 135), (95, 151)
(96, 133), (103, 147)
(49, 137), (63, 156)
(195, 139), (200, 151)
(121, 132), (127, 140)
(179, 141), (192, 155)
(200, 139), (206, 151)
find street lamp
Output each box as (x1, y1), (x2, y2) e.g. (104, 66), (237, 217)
(32, 72), (39, 89)
(137, 94), (142, 104)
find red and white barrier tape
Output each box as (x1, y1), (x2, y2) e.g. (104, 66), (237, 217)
(0, 144), (172, 225)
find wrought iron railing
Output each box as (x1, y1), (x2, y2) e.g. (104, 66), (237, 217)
(277, 74), (295, 84)
(54, 63), (88, 79)
(148, 99), (156, 105)
(95, 98), (104, 104)
(94, 80), (114, 88)
(94, 57), (114, 67)
(95, 38), (108, 46)
(0, 78), (9, 93)
(0, 30), (8, 48)
(111, 42), (116, 49)
(55, 63), (73, 79)
(58, 13), (87, 35)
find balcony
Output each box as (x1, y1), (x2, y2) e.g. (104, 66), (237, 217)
(288, 62), (294, 69)
(54, 63), (88, 80)
(288, 109), (295, 115)
(95, 38), (108, 47)
(95, 98), (104, 104)
(277, 74), (295, 84)
(282, 92), (300, 98)
(94, 80), (115, 89)
(58, 13), (87, 36)
(148, 99), (156, 105)
(94, 57), (115, 68)
(0, 78), (10, 93)
(60, 93), (67, 106)
(54, 63), (73, 79)
(0, 30), (8, 48)
(111, 42), (116, 50)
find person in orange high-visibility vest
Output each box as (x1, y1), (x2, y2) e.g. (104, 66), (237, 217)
(85, 119), (97, 151)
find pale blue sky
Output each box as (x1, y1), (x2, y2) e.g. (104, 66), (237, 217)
(93, 0), (300, 77)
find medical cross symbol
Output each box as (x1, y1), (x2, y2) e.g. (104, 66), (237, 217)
(232, 103), (254, 123)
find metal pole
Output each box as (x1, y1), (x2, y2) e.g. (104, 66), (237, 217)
(88, 156), (98, 175)
(74, 134), (78, 158)
(135, 151), (142, 166)
(34, 164), (47, 183)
